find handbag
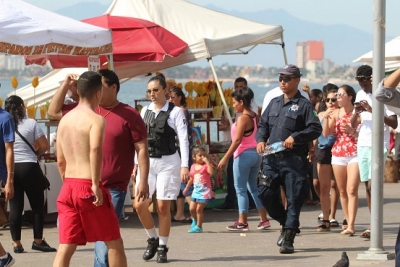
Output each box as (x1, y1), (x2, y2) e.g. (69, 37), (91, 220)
(15, 130), (50, 190)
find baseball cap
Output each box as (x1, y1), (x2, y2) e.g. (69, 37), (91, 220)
(278, 64), (302, 77)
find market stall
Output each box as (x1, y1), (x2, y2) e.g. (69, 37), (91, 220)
(0, 0), (113, 217)
(106, 0), (287, 125)
(110, 0), (287, 204)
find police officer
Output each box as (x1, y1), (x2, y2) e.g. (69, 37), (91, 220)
(256, 64), (322, 254)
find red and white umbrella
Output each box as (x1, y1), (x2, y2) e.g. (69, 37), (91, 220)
(25, 14), (188, 68)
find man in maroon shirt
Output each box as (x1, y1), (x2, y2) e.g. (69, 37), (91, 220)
(48, 70), (149, 267)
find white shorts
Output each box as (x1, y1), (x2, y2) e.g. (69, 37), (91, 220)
(136, 152), (181, 200)
(331, 155), (358, 166)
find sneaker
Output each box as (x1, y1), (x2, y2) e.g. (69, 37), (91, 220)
(32, 239), (57, 252)
(13, 245), (24, 253)
(226, 221), (249, 231)
(191, 219), (197, 229)
(156, 245), (168, 263)
(188, 225), (203, 233)
(143, 237), (159, 261)
(0, 252), (15, 267)
(213, 203), (234, 211)
(257, 219), (271, 230)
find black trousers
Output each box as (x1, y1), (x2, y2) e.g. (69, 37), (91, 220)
(9, 162), (45, 241)
(258, 154), (309, 231)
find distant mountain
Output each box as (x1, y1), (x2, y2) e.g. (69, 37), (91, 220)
(210, 6), (394, 66)
(54, 2), (390, 67)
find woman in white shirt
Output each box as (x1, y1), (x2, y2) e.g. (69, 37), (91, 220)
(5, 95), (56, 254)
(134, 74), (190, 263)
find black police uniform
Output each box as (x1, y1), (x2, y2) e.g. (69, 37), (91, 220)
(256, 90), (321, 232)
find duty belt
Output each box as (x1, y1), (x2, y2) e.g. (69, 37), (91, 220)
(267, 150), (306, 158)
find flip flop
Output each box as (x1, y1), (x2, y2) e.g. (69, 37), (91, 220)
(342, 219), (348, 230)
(341, 229), (355, 236)
(171, 217), (180, 222)
(330, 219), (339, 227)
(360, 229), (370, 238)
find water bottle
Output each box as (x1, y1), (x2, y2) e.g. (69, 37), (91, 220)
(261, 141), (286, 156)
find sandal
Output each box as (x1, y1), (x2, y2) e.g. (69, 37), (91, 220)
(360, 229), (370, 239)
(341, 229), (355, 236)
(330, 219), (339, 227)
(317, 220), (331, 232)
(342, 219), (348, 230)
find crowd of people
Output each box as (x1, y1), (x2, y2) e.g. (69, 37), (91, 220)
(0, 63), (399, 266)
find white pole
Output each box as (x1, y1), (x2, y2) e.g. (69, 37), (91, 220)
(108, 54), (114, 70)
(208, 57), (233, 125)
(357, 0), (393, 261)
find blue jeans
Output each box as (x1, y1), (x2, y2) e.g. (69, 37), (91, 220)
(94, 188), (127, 267)
(232, 149), (263, 214)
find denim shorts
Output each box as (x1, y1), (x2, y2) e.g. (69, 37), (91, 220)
(177, 183), (194, 198)
(191, 197), (214, 204)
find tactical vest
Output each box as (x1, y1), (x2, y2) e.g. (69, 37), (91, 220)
(143, 102), (177, 158)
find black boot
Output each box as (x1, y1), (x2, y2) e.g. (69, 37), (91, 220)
(143, 237), (159, 261)
(279, 229), (296, 254)
(156, 245), (169, 263)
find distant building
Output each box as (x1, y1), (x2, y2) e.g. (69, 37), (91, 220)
(296, 41), (324, 69)
(305, 59), (334, 80)
(0, 55), (26, 70)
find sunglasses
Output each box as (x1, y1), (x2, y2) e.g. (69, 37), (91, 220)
(278, 76), (296, 83)
(335, 92), (346, 97)
(146, 88), (160, 94)
(355, 76), (371, 82)
(325, 97), (337, 103)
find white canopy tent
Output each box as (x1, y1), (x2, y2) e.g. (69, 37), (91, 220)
(0, 0), (113, 57)
(353, 35), (400, 72)
(105, 0), (287, 123)
(13, 0), (287, 118)
(353, 35), (400, 121)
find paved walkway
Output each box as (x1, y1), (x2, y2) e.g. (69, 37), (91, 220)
(3, 183), (400, 266)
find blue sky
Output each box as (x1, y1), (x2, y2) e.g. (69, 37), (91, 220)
(23, 0), (400, 37)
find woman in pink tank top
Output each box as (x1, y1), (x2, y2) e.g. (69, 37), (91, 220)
(218, 88), (270, 231)
(322, 85), (360, 236)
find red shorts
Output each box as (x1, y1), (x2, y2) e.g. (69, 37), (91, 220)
(57, 178), (121, 245)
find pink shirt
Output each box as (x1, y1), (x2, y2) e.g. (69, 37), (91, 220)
(231, 115), (257, 158)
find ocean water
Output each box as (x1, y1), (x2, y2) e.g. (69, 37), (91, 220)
(0, 78), (359, 142)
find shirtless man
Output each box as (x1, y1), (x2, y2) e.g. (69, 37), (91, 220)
(49, 69), (149, 267)
(53, 71), (127, 267)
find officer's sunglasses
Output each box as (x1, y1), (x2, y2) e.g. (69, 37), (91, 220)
(278, 76), (296, 83)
